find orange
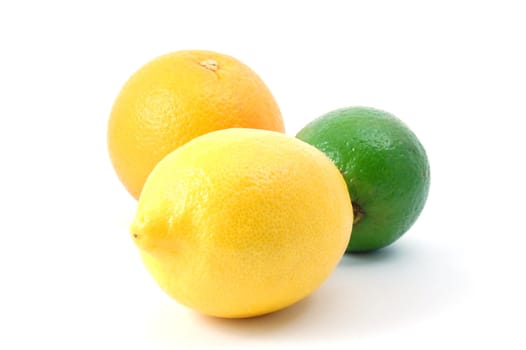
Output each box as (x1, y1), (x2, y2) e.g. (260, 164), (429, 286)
(131, 128), (353, 318)
(107, 50), (284, 199)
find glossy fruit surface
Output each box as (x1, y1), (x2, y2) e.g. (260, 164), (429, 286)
(131, 128), (353, 317)
(297, 107), (430, 252)
(108, 50), (284, 199)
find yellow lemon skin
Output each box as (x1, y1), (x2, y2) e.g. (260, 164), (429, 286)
(131, 128), (353, 318)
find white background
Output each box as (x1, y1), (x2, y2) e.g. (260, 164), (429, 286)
(1, 1), (525, 349)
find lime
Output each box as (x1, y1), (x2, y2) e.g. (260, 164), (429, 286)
(297, 107), (430, 253)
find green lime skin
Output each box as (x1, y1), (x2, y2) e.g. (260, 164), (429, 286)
(297, 107), (430, 253)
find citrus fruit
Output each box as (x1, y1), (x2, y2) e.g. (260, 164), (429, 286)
(130, 128), (353, 318)
(296, 107), (430, 253)
(107, 50), (284, 199)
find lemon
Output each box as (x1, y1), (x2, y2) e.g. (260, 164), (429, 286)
(130, 128), (353, 318)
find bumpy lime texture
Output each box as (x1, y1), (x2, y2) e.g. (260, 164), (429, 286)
(297, 107), (430, 252)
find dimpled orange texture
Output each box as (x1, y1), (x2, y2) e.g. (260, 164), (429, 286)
(130, 129), (353, 318)
(108, 50), (284, 199)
